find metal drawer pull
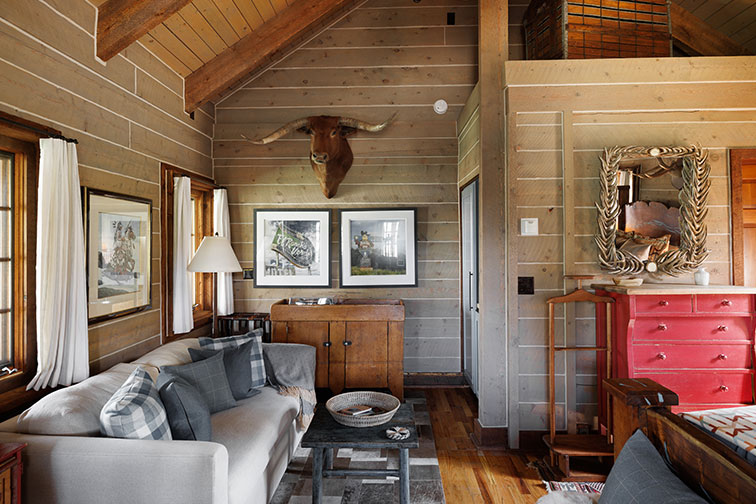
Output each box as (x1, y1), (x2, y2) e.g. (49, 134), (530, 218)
(657, 352), (667, 360)
(323, 341), (332, 347)
(657, 323), (667, 331)
(718, 325), (728, 332)
(343, 340), (352, 346)
(659, 300), (669, 306)
(719, 385), (729, 392)
(718, 353), (728, 360)
(722, 299), (732, 306)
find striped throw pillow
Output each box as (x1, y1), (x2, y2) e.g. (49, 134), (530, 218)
(100, 367), (172, 440)
(199, 329), (266, 388)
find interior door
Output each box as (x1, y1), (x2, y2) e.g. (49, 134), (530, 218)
(461, 181), (479, 395)
(731, 149), (756, 286)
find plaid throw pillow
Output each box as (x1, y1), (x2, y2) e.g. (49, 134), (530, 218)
(199, 329), (266, 388)
(100, 367), (172, 440)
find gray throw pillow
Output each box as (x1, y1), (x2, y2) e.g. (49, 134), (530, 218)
(188, 340), (262, 400)
(157, 374), (212, 441)
(160, 351), (236, 414)
(199, 329), (266, 388)
(599, 430), (707, 504)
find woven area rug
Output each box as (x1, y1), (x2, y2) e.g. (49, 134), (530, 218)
(527, 459), (604, 495)
(271, 390), (445, 504)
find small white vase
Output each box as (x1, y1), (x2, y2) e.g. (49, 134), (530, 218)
(694, 267), (710, 286)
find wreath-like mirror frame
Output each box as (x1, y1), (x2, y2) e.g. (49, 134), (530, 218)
(594, 145), (711, 276)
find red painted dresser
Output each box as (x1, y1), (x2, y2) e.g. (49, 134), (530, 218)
(594, 284), (756, 413)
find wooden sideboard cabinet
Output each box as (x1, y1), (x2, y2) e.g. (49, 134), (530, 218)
(595, 284), (756, 413)
(0, 443), (25, 504)
(270, 299), (405, 401)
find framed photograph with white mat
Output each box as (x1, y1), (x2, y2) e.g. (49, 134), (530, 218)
(254, 209), (331, 288)
(339, 208), (417, 288)
(83, 188), (152, 323)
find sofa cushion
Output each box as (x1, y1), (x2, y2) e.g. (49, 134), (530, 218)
(157, 374), (212, 441)
(14, 363), (151, 436)
(160, 351), (237, 414)
(189, 340), (262, 400)
(100, 367), (172, 440)
(599, 430), (707, 504)
(132, 338), (200, 369)
(199, 329), (266, 388)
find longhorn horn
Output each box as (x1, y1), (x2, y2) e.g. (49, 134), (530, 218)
(240, 117), (310, 145)
(338, 112), (397, 132)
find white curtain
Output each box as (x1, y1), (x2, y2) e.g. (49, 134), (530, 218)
(28, 138), (88, 391)
(213, 188), (234, 316)
(173, 176), (193, 334)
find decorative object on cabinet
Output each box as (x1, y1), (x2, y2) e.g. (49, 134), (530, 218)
(270, 298), (404, 401)
(83, 188), (152, 323)
(543, 277), (614, 482)
(339, 208), (417, 288)
(694, 267), (710, 286)
(0, 442), (25, 504)
(594, 283), (756, 415)
(594, 146), (710, 276)
(253, 209), (331, 288)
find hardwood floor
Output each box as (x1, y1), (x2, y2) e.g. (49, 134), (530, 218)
(418, 387), (548, 503)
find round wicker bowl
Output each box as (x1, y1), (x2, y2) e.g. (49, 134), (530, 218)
(326, 391), (400, 428)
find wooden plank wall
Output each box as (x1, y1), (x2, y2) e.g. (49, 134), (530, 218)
(213, 0), (479, 373)
(509, 0), (529, 60)
(0, 0), (214, 374)
(458, 83), (480, 185)
(505, 56), (756, 445)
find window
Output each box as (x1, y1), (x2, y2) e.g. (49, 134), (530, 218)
(190, 186), (212, 320)
(0, 151), (13, 369)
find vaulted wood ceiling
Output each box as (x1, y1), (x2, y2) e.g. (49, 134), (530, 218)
(673, 0), (756, 54)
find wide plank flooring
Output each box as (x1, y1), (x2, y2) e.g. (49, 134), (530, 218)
(418, 387), (548, 504)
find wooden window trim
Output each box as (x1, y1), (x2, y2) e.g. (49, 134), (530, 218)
(160, 164), (217, 343)
(730, 148), (756, 286)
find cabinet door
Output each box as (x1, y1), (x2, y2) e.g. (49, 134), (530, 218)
(285, 321), (330, 388)
(344, 321), (388, 389)
(0, 466), (10, 504)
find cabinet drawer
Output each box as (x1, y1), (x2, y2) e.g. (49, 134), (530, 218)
(633, 343), (752, 370)
(695, 294), (752, 313)
(638, 372), (754, 404)
(633, 317), (751, 342)
(635, 295), (692, 314)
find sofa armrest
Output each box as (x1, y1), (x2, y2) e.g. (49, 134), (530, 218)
(262, 342), (316, 391)
(0, 432), (228, 504)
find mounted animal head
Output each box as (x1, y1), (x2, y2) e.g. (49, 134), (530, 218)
(243, 114), (396, 198)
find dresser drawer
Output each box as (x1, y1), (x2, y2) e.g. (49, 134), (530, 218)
(635, 295), (692, 314)
(633, 317), (751, 342)
(695, 294), (752, 313)
(633, 343), (752, 370)
(638, 372), (754, 404)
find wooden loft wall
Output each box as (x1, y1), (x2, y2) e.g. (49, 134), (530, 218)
(0, 0), (214, 375)
(504, 56), (756, 446)
(458, 83), (480, 187)
(213, 0), (478, 374)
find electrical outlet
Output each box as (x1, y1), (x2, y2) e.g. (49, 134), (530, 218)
(518, 276), (534, 295)
(520, 218), (538, 236)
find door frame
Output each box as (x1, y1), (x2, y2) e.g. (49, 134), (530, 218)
(459, 177), (479, 380)
(730, 149), (756, 286)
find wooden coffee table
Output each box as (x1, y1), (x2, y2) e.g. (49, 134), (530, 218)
(301, 402), (419, 504)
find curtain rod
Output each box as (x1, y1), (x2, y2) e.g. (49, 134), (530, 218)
(0, 116), (78, 144)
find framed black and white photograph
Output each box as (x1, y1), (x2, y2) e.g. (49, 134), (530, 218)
(254, 209), (331, 287)
(339, 208), (417, 288)
(84, 188), (152, 323)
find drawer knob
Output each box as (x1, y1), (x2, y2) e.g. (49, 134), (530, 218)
(657, 323), (667, 331)
(657, 352), (667, 360)
(343, 340), (352, 346)
(718, 325), (729, 332)
(719, 385), (729, 392)
(323, 341), (332, 347)
(722, 299), (732, 306)
(718, 353), (728, 360)
(659, 300), (669, 306)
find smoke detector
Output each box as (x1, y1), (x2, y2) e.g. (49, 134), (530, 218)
(433, 99), (448, 115)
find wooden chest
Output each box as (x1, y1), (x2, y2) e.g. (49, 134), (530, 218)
(524, 0), (672, 60)
(595, 284), (756, 414)
(270, 299), (404, 401)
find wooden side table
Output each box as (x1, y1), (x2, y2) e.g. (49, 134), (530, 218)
(604, 378), (678, 459)
(0, 443), (25, 504)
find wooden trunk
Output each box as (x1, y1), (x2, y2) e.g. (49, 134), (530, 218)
(270, 299), (405, 401)
(524, 0), (672, 60)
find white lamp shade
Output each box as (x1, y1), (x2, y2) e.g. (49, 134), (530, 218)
(188, 236), (242, 273)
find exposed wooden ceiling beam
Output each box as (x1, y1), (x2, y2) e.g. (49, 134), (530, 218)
(184, 0), (360, 112)
(97, 0), (193, 61)
(670, 3), (751, 57)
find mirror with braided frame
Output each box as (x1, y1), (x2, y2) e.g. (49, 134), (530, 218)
(594, 146), (711, 277)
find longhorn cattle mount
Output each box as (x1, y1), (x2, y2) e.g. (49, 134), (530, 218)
(242, 114), (396, 198)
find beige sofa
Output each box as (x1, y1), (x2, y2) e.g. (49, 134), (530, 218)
(0, 338), (312, 504)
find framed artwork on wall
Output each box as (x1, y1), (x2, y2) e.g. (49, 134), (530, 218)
(254, 209), (331, 288)
(339, 208), (417, 288)
(83, 188), (152, 324)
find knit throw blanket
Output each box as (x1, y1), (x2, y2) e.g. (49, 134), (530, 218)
(262, 343), (317, 430)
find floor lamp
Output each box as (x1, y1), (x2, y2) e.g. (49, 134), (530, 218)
(188, 235), (242, 336)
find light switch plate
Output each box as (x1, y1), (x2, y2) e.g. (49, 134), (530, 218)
(520, 218), (538, 236)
